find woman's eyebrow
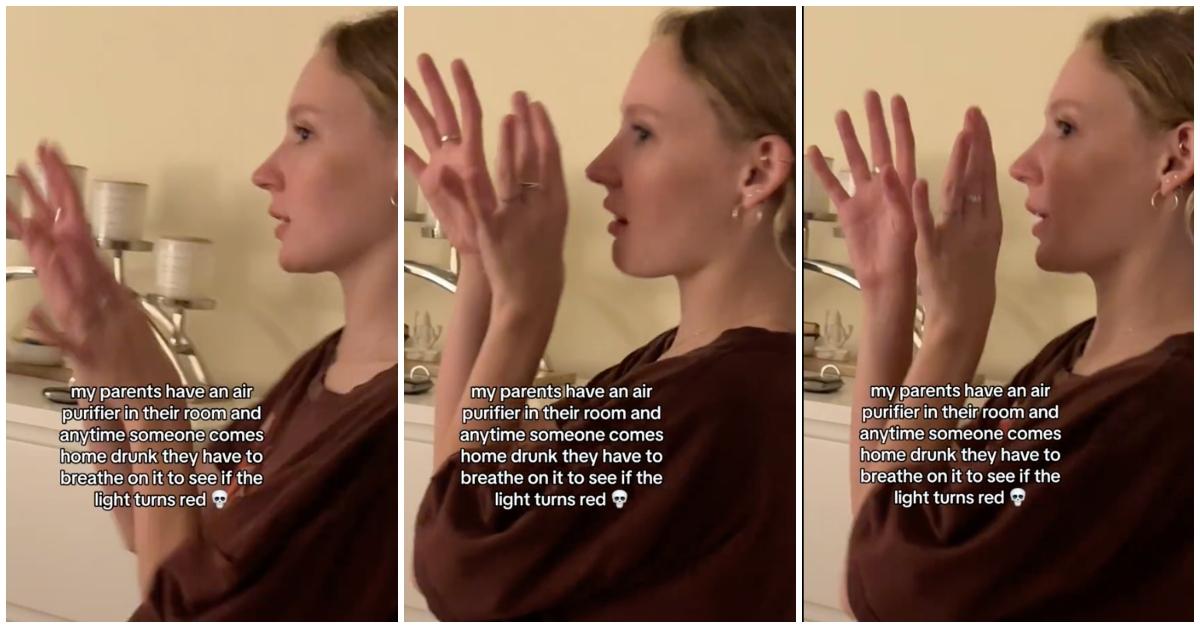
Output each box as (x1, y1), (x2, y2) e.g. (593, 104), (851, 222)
(621, 103), (663, 119)
(288, 104), (323, 119)
(1046, 98), (1086, 114)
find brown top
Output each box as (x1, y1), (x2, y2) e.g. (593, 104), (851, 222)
(130, 329), (398, 621)
(847, 318), (1193, 621)
(414, 326), (796, 620)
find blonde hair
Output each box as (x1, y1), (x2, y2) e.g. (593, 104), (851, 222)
(322, 9), (398, 135)
(1084, 7), (1193, 238)
(655, 7), (796, 268)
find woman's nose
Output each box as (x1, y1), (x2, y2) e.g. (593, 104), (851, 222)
(252, 152), (281, 191)
(585, 142), (618, 188)
(1009, 143), (1039, 186)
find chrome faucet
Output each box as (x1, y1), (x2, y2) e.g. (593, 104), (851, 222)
(802, 213), (925, 349)
(404, 216), (553, 372)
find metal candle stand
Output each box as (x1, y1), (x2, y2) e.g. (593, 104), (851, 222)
(6, 235), (216, 403)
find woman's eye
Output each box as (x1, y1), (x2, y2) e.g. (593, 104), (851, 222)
(293, 125), (312, 142)
(1055, 119), (1075, 138)
(631, 124), (652, 143)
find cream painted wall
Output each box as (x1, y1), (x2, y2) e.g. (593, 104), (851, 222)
(803, 6), (1137, 382)
(404, 7), (683, 380)
(7, 6), (378, 390)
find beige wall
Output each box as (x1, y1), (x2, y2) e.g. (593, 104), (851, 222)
(803, 6), (1136, 382)
(404, 7), (683, 379)
(7, 7), (378, 390)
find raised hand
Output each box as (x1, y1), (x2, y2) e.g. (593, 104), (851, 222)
(807, 91), (918, 292)
(908, 107), (1003, 337)
(8, 143), (178, 390)
(404, 55), (495, 255)
(466, 91), (568, 317)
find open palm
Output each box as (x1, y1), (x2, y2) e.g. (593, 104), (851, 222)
(7, 143), (177, 389)
(404, 55), (495, 255)
(808, 92), (918, 291)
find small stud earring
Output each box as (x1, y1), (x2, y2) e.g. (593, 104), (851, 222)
(756, 207), (765, 221)
(390, 196), (397, 208)
(732, 203), (741, 219)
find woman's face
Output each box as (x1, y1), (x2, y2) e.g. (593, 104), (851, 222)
(585, 37), (750, 278)
(252, 45), (397, 274)
(1009, 43), (1181, 273)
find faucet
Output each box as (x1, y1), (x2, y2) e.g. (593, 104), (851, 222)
(403, 238), (553, 373)
(802, 213), (925, 350)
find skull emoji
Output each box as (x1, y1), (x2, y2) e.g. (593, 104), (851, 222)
(212, 489), (228, 509)
(611, 489), (628, 509)
(1010, 487), (1026, 507)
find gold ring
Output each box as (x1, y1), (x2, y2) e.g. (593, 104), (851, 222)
(439, 133), (461, 144)
(519, 181), (541, 190)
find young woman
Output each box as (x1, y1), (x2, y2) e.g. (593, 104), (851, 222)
(808, 7), (1191, 620)
(7, 9), (398, 620)
(405, 6), (796, 621)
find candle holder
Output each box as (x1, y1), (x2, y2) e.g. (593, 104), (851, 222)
(96, 237), (216, 389)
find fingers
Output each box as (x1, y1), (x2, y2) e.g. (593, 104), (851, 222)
(880, 165), (911, 220)
(912, 178), (935, 245)
(16, 163), (55, 237)
(403, 145), (428, 179)
(41, 144), (88, 231)
(835, 110), (871, 188)
(494, 114), (518, 207)
(892, 95), (917, 190)
(969, 107), (1002, 227)
(529, 101), (564, 199)
(511, 92), (538, 184)
(404, 78), (442, 153)
(865, 90), (893, 172)
(943, 129), (972, 220)
(450, 59), (485, 154)
(416, 54), (462, 144)
(805, 146), (849, 206)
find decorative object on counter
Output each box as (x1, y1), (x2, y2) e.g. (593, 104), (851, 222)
(405, 364), (434, 395)
(407, 310), (443, 362)
(91, 180), (148, 242)
(803, 363), (843, 393)
(155, 236), (214, 301)
(816, 309), (853, 362)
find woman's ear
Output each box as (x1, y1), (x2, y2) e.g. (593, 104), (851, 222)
(1160, 121), (1193, 196)
(739, 134), (795, 210)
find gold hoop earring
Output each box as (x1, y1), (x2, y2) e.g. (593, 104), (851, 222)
(1150, 189), (1181, 212)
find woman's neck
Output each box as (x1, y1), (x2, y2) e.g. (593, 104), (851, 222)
(671, 247), (796, 357)
(334, 239), (399, 366)
(1085, 234), (1193, 368)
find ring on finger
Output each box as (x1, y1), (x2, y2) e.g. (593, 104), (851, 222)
(966, 194), (983, 204)
(519, 181), (541, 191)
(439, 133), (461, 144)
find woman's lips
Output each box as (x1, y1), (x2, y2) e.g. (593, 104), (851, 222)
(275, 221), (289, 239)
(607, 218), (628, 236)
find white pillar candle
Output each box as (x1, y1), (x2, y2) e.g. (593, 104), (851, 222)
(155, 236), (213, 301)
(91, 180), (147, 242)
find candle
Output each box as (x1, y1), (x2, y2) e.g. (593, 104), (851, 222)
(155, 236), (213, 301)
(91, 180), (147, 242)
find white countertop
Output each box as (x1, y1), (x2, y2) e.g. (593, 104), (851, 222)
(6, 373), (255, 436)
